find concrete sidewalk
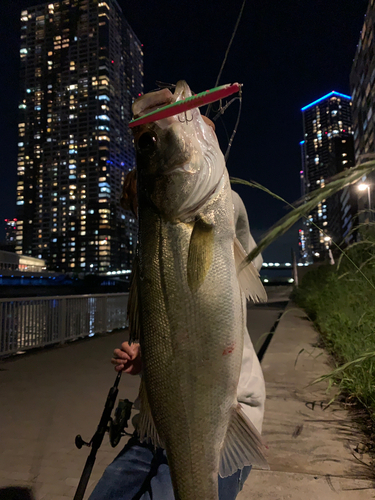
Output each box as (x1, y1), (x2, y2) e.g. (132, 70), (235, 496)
(0, 330), (141, 500)
(0, 303), (374, 499)
(238, 303), (375, 499)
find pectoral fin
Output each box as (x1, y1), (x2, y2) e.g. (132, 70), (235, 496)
(234, 238), (267, 303)
(219, 404), (269, 477)
(187, 218), (214, 292)
(127, 255), (141, 344)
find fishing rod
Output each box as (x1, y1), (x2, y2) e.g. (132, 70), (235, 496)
(73, 372), (133, 500)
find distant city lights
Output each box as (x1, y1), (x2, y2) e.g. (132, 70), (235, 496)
(106, 270), (132, 275)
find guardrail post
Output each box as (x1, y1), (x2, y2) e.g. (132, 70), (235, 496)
(292, 250), (299, 287)
(103, 295), (108, 333)
(59, 297), (67, 344)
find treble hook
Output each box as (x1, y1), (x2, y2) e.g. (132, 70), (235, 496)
(178, 110), (193, 123)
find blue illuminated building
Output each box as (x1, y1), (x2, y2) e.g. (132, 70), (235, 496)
(300, 91), (355, 260)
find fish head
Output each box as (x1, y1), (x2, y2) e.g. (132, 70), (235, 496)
(132, 81), (226, 221)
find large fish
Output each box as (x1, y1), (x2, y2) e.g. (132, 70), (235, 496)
(129, 81), (268, 500)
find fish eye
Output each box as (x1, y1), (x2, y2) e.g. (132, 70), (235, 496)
(137, 131), (158, 154)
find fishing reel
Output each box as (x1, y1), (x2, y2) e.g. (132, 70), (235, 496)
(75, 398), (133, 450)
(108, 398), (134, 447)
(75, 371), (135, 454)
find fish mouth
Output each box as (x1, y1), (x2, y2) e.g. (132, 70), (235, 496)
(173, 80), (192, 102)
(134, 81), (195, 175)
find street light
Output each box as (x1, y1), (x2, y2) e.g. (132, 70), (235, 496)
(357, 183), (372, 221)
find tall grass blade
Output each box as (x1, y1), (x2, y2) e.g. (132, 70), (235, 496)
(309, 352), (375, 386)
(231, 159), (375, 269)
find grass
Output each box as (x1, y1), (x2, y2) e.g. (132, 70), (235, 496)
(292, 232), (375, 432)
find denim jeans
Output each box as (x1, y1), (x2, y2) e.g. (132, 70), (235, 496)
(89, 436), (251, 500)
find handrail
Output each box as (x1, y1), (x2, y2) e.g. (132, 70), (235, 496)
(0, 292), (128, 303)
(0, 292), (129, 357)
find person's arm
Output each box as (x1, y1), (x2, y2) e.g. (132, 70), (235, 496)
(111, 341), (142, 375)
(232, 190), (263, 272)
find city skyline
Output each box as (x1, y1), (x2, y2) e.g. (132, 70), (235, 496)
(0, 0), (369, 262)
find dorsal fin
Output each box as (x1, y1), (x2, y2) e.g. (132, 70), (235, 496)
(234, 238), (267, 303)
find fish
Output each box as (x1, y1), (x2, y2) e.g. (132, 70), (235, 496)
(129, 80), (268, 500)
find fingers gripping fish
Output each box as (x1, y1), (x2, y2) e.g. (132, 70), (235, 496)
(129, 81), (268, 500)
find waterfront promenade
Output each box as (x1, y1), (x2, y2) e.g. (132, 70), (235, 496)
(0, 295), (374, 499)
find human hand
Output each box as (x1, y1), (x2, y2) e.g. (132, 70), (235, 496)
(111, 341), (142, 375)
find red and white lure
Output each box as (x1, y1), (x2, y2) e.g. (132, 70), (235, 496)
(128, 83), (242, 129)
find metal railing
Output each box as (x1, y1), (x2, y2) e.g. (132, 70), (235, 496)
(0, 292), (129, 357)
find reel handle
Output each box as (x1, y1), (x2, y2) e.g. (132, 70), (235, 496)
(75, 435), (90, 449)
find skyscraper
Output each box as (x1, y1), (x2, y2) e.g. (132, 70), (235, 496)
(300, 91), (355, 260)
(350, 0), (375, 222)
(16, 0), (143, 273)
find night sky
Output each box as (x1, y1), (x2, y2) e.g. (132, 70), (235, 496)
(0, 0), (368, 260)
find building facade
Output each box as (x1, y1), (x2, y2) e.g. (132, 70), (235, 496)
(350, 0), (375, 223)
(16, 0), (143, 273)
(300, 91), (355, 260)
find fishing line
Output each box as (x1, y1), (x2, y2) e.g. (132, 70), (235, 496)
(206, 0), (247, 117)
(212, 97), (240, 122)
(224, 89), (242, 162)
(205, 0), (247, 162)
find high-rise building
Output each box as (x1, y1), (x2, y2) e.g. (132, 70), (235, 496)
(300, 91), (355, 260)
(16, 0), (143, 273)
(350, 0), (375, 222)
